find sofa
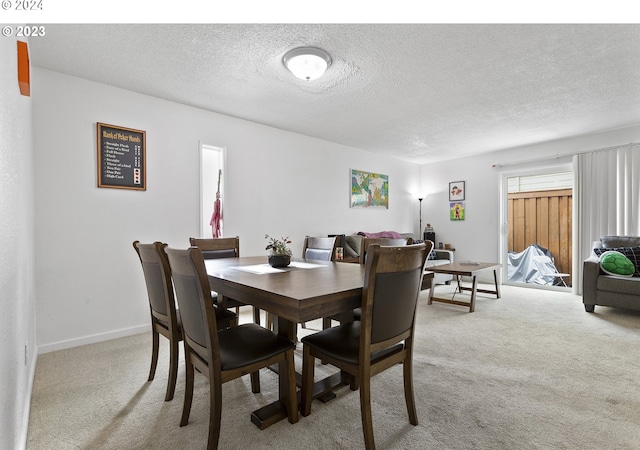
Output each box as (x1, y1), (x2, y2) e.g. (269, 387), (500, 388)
(582, 235), (640, 312)
(341, 232), (454, 285)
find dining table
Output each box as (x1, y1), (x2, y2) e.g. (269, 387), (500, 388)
(205, 256), (366, 429)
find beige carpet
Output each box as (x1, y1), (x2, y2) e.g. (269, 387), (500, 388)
(26, 285), (640, 449)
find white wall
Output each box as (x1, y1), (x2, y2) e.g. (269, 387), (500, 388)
(0, 34), (37, 449)
(32, 68), (420, 352)
(420, 125), (640, 281)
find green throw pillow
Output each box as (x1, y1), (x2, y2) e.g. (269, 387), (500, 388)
(599, 251), (635, 277)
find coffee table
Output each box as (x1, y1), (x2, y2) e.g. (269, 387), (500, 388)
(427, 261), (501, 312)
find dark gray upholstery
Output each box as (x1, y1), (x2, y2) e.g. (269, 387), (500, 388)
(583, 236), (640, 312)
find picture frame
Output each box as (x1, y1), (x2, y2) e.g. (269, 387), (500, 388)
(350, 169), (389, 208)
(450, 202), (465, 221)
(449, 181), (465, 201)
(97, 122), (146, 190)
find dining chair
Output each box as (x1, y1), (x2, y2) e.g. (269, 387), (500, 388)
(166, 246), (298, 449)
(133, 241), (237, 402)
(321, 237), (410, 330)
(302, 235), (338, 261)
(301, 242), (431, 450)
(266, 235), (340, 331)
(295, 236), (338, 330)
(358, 237), (409, 265)
(189, 237), (261, 325)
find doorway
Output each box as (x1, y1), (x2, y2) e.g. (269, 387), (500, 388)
(199, 144), (225, 238)
(501, 166), (573, 289)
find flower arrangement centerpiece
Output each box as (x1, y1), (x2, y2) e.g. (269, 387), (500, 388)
(265, 234), (292, 267)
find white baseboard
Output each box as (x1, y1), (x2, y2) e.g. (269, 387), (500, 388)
(37, 324), (149, 354)
(18, 349), (37, 450)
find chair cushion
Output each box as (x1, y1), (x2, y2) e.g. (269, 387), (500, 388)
(301, 322), (403, 365)
(600, 236), (640, 248)
(218, 324), (295, 371)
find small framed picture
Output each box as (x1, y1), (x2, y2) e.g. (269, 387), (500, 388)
(449, 181), (465, 201)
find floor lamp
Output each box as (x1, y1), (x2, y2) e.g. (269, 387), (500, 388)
(418, 197), (423, 239)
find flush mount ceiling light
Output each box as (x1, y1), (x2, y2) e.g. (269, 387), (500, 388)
(283, 47), (332, 81)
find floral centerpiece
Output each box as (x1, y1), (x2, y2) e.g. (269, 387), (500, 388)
(265, 234), (292, 267)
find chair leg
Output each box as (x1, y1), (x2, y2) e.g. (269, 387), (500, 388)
(180, 350), (195, 427)
(359, 375), (375, 450)
(300, 345), (315, 417)
(165, 336), (179, 401)
(284, 349), (299, 424)
(148, 328), (159, 381)
(207, 376), (223, 450)
(250, 370), (261, 393)
(403, 354), (418, 425)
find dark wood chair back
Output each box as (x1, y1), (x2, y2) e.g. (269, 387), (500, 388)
(189, 236), (261, 325)
(302, 236), (338, 261)
(359, 237), (408, 264)
(189, 237), (240, 259)
(166, 247), (221, 360)
(362, 243), (431, 345)
(132, 240), (181, 401)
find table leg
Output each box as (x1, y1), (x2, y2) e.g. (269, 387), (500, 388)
(250, 316), (294, 429)
(493, 270), (501, 298)
(469, 275), (478, 313)
(250, 315), (350, 429)
(427, 275), (435, 304)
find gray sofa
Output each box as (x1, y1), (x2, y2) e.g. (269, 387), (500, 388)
(343, 233), (454, 285)
(582, 235), (640, 312)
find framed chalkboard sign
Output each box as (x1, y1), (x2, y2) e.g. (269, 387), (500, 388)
(97, 123), (146, 190)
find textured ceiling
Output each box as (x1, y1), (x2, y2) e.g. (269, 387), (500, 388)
(28, 24), (640, 164)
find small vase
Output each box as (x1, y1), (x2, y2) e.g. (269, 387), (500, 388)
(268, 254), (291, 268)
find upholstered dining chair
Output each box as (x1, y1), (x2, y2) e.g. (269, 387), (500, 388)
(296, 236), (339, 330)
(358, 237), (409, 265)
(189, 237), (261, 325)
(321, 237), (409, 330)
(302, 235), (338, 261)
(166, 247), (298, 450)
(133, 241), (237, 402)
(301, 242), (431, 450)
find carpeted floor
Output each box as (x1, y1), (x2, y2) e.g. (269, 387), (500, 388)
(26, 285), (640, 449)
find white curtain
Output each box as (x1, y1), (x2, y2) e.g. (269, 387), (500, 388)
(574, 144), (640, 293)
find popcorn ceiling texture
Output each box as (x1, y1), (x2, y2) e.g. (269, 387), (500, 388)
(28, 24), (640, 164)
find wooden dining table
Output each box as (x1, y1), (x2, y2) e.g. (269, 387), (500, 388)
(205, 256), (366, 429)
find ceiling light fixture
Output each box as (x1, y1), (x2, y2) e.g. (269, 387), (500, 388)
(283, 47), (332, 81)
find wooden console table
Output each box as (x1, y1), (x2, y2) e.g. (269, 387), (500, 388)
(427, 262), (501, 312)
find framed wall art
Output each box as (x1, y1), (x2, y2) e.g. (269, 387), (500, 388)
(350, 169), (389, 208)
(97, 122), (146, 190)
(450, 202), (465, 221)
(449, 181), (465, 201)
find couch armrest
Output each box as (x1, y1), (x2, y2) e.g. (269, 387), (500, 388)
(433, 250), (454, 263)
(582, 255), (601, 305)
